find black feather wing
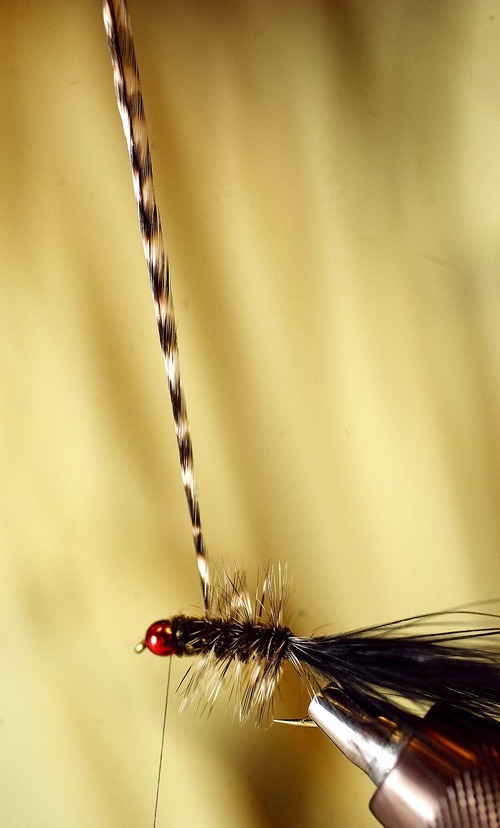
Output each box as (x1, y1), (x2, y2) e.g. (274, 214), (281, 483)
(291, 610), (500, 719)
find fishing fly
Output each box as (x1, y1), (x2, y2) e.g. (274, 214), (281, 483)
(102, 0), (500, 741)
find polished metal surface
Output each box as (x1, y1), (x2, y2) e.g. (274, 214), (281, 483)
(309, 686), (414, 785)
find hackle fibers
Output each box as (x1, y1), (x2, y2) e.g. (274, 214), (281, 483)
(142, 566), (500, 726)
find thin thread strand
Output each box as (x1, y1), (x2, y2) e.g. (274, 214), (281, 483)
(153, 660), (171, 828)
(103, 0), (209, 609)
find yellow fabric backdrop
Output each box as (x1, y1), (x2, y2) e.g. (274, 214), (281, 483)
(2, 1), (500, 826)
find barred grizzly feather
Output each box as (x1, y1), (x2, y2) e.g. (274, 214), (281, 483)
(103, 0), (210, 608)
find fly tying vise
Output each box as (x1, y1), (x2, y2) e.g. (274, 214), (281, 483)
(103, 0), (500, 732)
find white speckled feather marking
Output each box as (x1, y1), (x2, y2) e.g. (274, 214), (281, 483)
(103, 0), (210, 608)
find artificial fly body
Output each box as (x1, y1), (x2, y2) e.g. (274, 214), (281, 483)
(135, 565), (500, 726)
(103, 0), (500, 750)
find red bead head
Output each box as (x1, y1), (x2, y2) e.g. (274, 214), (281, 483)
(141, 619), (178, 656)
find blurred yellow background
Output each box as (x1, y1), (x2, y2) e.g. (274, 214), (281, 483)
(2, 1), (500, 826)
